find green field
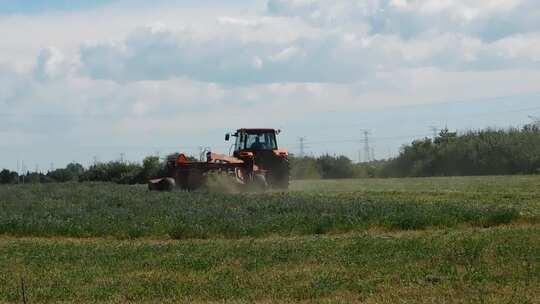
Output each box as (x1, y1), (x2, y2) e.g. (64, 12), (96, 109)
(1, 176), (539, 303)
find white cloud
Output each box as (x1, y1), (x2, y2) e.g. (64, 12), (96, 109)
(269, 46), (303, 62)
(73, 24), (540, 84)
(218, 16), (261, 28)
(492, 33), (540, 62)
(266, 0), (540, 41)
(252, 56), (264, 69)
(33, 47), (71, 81)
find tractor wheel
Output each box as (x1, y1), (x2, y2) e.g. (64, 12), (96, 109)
(269, 158), (290, 190)
(148, 178), (175, 191)
(244, 173), (268, 192)
(176, 168), (206, 191)
(253, 173), (268, 191)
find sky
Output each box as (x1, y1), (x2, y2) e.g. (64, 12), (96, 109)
(1, 0), (540, 171)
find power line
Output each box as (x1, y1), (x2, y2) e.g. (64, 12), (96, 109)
(303, 133), (433, 146)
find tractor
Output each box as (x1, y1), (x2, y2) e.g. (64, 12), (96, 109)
(148, 128), (290, 191)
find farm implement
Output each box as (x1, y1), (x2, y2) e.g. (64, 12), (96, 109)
(148, 128), (290, 191)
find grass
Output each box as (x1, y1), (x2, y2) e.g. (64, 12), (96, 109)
(0, 227), (538, 303)
(1, 175), (539, 302)
(0, 177), (536, 239)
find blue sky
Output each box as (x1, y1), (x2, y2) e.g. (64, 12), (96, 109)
(1, 0), (540, 171)
(0, 0), (114, 14)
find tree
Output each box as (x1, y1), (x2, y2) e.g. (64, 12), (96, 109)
(382, 126), (540, 177)
(142, 156), (161, 180)
(0, 169), (17, 184)
(290, 156), (321, 180)
(316, 155), (355, 179)
(47, 163), (85, 182)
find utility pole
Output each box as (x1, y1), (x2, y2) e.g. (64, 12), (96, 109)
(16, 160), (20, 184)
(120, 153), (125, 163)
(93, 156), (98, 166)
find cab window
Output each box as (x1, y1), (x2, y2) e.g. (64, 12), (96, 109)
(237, 132), (277, 150)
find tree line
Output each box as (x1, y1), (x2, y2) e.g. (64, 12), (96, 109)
(1, 124), (539, 184)
(381, 124), (540, 177)
(0, 156), (165, 185)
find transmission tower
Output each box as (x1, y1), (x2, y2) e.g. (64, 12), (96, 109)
(298, 137), (306, 157)
(529, 115), (540, 127)
(21, 161), (26, 184)
(429, 125), (439, 138)
(360, 130), (371, 162)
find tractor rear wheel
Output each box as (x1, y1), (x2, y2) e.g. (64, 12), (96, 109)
(248, 173), (268, 192)
(176, 168), (206, 191)
(268, 158), (290, 190)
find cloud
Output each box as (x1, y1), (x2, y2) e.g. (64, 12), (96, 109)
(217, 16), (261, 28)
(8, 0), (536, 87)
(75, 20), (540, 85)
(269, 46), (304, 62)
(266, 0), (540, 41)
(77, 23), (369, 84)
(33, 47), (71, 81)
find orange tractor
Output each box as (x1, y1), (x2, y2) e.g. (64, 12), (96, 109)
(148, 128), (290, 191)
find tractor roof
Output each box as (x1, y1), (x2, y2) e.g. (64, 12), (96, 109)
(237, 128), (276, 133)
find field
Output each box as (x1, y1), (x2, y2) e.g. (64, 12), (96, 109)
(0, 176), (539, 303)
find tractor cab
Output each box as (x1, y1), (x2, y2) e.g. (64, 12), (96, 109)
(228, 128), (279, 152)
(225, 129), (289, 188)
(226, 129), (287, 160)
